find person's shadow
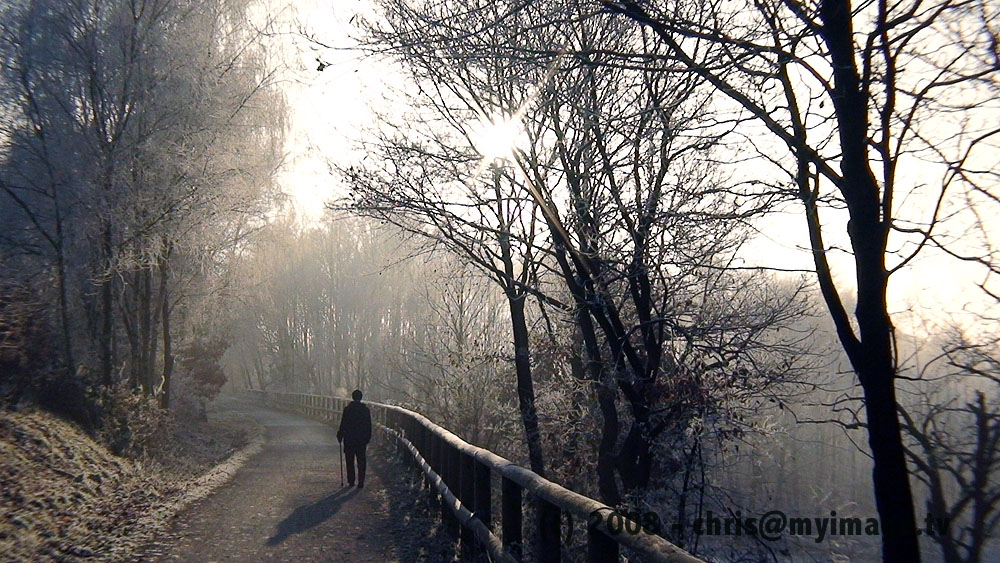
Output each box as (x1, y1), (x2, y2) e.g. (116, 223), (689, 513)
(266, 486), (360, 546)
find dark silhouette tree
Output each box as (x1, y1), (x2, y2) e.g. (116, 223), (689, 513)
(590, 0), (1000, 559)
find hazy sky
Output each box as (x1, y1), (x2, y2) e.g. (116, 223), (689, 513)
(273, 0), (997, 336)
(272, 0), (383, 220)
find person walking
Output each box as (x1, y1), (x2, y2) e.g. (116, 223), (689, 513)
(336, 389), (372, 488)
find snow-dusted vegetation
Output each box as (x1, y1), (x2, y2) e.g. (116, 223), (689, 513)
(1, 0), (997, 560)
(0, 404), (261, 561)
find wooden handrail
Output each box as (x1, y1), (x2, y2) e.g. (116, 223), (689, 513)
(382, 424), (516, 563)
(250, 390), (704, 563)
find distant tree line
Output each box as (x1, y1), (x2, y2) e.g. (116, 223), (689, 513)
(225, 213), (523, 454)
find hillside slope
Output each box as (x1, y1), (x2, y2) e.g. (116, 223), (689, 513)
(0, 404), (259, 561)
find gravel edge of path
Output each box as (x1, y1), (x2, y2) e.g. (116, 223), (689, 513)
(118, 419), (267, 560)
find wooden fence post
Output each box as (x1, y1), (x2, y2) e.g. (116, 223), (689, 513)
(502, 477), (522, 560)
(475, 460), (491, 529)
(446, 445), (460, 537)
(430, 433), (441, 474)
(587, 526), (618, 562)
(457, 452), (474, 558)
(439, 439), (452, 529)
(421, 425), (431, 489)
(538, 498), (561, 563)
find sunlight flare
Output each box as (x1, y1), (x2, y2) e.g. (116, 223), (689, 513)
(469, 114), (526, 163)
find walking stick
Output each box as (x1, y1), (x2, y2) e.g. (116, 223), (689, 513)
(339, 440), (345, 487)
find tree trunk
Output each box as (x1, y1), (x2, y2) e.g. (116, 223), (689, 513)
(158, 252), (173, 410)
(122, 274), (140, 389)
(56, 245), (75, 378)
(859, 362), (919, 562)
(508, 292), (546, 477)
(842, 199), (919, 563)
(139, 266), (152, 393)
(966, 392), (990, 563)
(100, 223), (114, 387)
(674, 439), (701, 548)
(816, 0), (921, 556)
(616, 423), (653, 492)
(925, 469), (959, 563)
(576, 309), (620, 505)
(54, 204), (75, 379)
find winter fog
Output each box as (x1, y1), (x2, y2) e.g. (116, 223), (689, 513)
(1, 1), (998, 562)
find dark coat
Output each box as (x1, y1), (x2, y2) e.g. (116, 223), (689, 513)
(337, 400), (372, 447)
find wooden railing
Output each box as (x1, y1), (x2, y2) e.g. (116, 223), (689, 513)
(249, 390), (704, 563)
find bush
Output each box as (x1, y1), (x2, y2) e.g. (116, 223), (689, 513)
(0, 283), (56, 403)
(172, 336), (229, 421)
(0, 281), (101, 431)
(100, 382), (169, 457)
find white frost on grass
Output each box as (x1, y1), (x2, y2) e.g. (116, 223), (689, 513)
(0, 408), (266, 561)
(112, 422), (266, 558)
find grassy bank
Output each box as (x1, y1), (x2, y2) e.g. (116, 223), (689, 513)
(0, 404), (261, 561)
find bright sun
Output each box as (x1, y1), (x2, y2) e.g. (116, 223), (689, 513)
(469, 115), (525, 163)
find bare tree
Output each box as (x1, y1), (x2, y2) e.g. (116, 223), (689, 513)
(393, 263), (520, 451)
(337, 41), (556, 473)
(342, 156), (552, 475)
(585, 0), (1000, 559)
(896, 322), (1000, 563)
(343, 1), (816, 528)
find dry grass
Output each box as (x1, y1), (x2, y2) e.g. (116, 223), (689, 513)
(0, 407), (261, 561)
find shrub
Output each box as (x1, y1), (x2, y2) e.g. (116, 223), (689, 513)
(173, 336), (229, 420)
(100, 382), (169, 457)
(0, 281), (101, 431)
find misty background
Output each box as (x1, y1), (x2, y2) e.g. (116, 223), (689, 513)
(1, 0), (998, 561)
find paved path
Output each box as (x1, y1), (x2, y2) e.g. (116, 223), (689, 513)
(145, 399), (430, 562)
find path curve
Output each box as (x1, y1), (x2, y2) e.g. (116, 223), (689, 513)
(143, 398), (421, 562)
